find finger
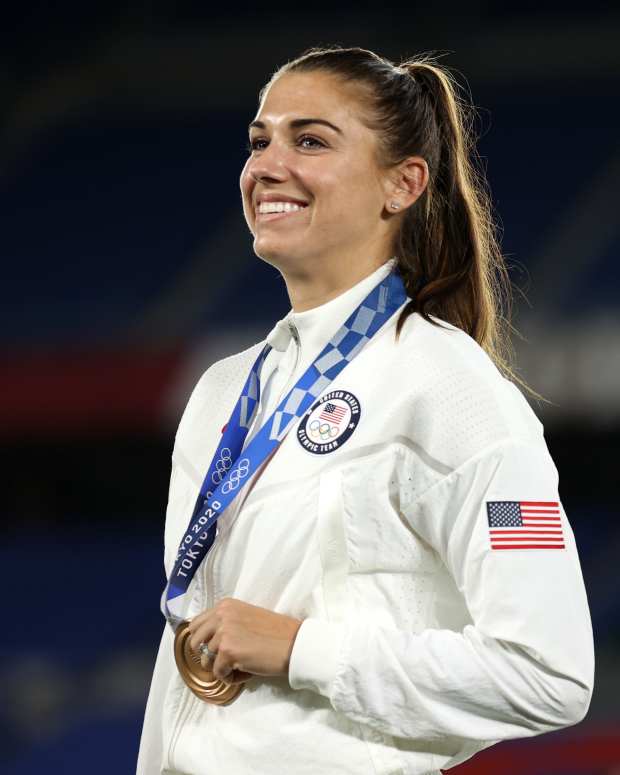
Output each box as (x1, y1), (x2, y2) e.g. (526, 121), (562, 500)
(212, 638), (239, 682)
(212, 651), (229, 681)
(211, 641), (253, 683)
(187, 608), (213, 636)
(225, 669), (253, 684)
(189, 621), (217, 653)
(198, 630), (222, 668)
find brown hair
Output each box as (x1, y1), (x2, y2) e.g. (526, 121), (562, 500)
(262, 45), (540, 398)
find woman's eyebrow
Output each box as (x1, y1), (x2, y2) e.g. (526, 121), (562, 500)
(248, 118), (343, 134)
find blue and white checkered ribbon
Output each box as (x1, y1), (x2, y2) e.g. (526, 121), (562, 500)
(162, 267), (408, 627)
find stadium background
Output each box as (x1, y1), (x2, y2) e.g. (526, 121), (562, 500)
(1, 2), (618, 772)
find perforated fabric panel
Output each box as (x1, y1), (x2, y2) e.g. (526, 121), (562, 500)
(400, 313), (544, 471)
(176, 340), (265, 450)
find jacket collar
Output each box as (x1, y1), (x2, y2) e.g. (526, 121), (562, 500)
(265, 258), (398, 357)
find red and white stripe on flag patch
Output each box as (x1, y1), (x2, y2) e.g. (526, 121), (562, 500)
(486, 501), (565, 550)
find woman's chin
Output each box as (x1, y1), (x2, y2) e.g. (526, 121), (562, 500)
(253, 239), (303, 267)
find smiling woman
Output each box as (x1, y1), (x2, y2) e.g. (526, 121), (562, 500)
(137, 46), (594, 775)
(240, 67), (430, 313)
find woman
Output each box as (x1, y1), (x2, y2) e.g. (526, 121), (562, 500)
(137, 46), (594, 775)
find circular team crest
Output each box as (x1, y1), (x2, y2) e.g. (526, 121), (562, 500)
(297, 391), (361, 455)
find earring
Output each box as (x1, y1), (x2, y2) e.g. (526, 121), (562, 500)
(389, 202), (400, 210)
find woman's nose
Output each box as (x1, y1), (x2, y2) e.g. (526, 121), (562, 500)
(248, 141), (288, 184)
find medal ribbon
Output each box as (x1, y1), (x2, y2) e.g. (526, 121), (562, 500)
(161, 267), (408, 628)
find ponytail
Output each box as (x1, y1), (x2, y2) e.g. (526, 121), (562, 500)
(395, 57), (512, 370)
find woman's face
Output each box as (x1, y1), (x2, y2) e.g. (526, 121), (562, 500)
(240, 71), (394, 275)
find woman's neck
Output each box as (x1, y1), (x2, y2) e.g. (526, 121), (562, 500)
(281, 254), (394, 312)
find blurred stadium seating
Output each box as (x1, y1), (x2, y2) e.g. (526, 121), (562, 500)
(1, 2), (618, 772)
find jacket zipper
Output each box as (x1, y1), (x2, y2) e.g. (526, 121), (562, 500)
(169, 324), (302, 767)
(203, 321), (300, 610)
(284, 319), (301, 395)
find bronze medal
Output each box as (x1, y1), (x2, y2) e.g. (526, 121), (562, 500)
(173, 620), (244, 704)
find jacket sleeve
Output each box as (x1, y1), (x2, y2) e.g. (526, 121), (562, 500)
(288, 438), (595, 748)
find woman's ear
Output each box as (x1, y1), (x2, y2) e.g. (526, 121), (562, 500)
(384, 156), (429, 213)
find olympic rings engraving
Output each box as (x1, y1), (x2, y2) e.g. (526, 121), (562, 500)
(211, 447), (233, 485)
(221, 458), (251, 493)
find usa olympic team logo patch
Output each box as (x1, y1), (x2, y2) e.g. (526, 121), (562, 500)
(297, 391), (361, 455)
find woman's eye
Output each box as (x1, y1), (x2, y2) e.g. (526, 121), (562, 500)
(246, 135), (326, 153)
(247, 138), (267, 152)
(298, 135), (325, 149)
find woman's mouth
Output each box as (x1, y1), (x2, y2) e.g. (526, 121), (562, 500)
(255, 201), (309, 222)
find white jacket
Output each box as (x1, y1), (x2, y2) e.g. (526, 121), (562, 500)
(137, 260), (595, 775)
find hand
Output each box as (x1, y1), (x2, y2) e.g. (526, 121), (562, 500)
(187, 598), (304, 684)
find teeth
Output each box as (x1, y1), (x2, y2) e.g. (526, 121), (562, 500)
(258, 201), (306, 214)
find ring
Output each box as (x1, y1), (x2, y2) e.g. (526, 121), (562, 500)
(199, 642), (218, 660)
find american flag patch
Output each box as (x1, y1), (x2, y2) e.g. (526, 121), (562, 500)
(319, 402), (347, 424)
(486, 501), (564, 550)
